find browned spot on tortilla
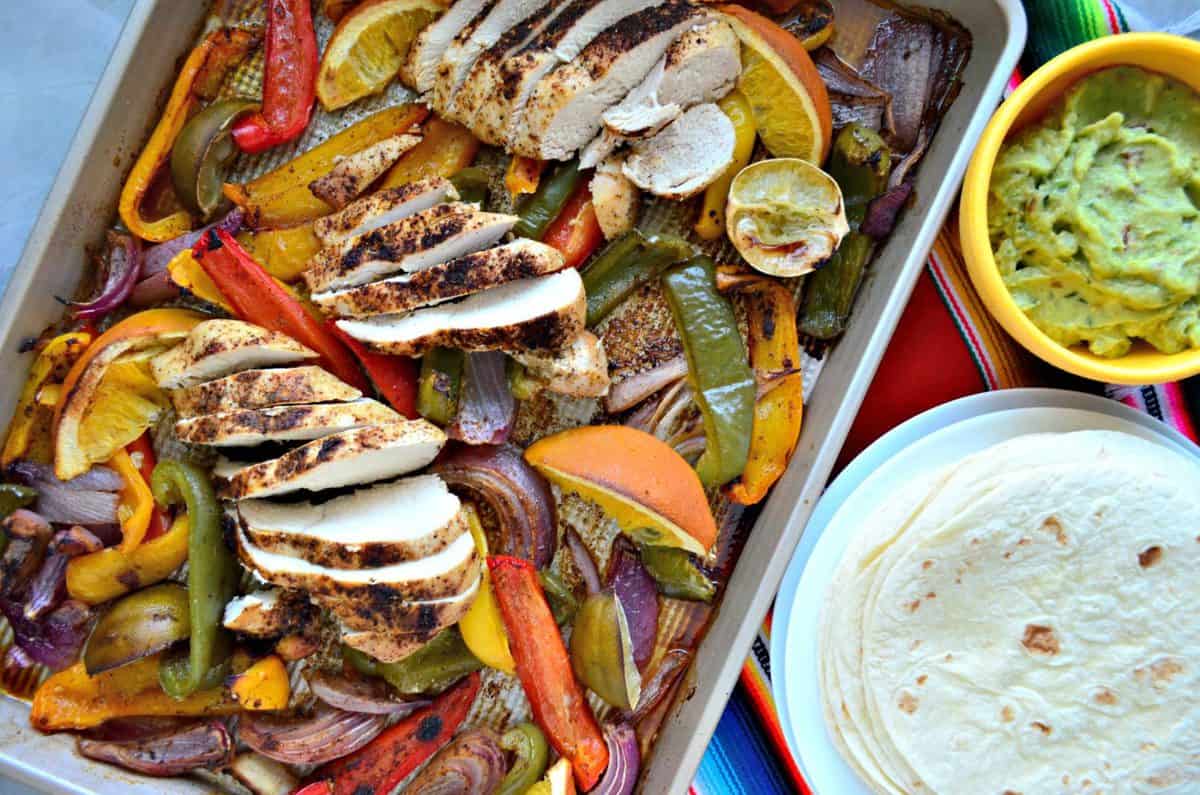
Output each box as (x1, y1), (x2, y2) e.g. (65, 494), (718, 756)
(1031, 721), (1052, 735)
(1135, 658), (1185, 687)
(1017, 537), (1032, 546)
(1093, 688), (1118, 706)
(1138, 545), (1163, 568)
(1003, 790), (1023, 794)
(1042, 516), (1068, 545)
(1000, 706), (1014, 722)
(916, 675), (927, 686)
(1022, 624), (1060, 656)
(910, 639), (922, 651)
(944, 653), (953, 662)
(907, 599), (921, 613)
(1061, 776), (1070, 786)
(922, 560), (933, 570)
(897, 691), (919, 714)
(926, 592), (936, 600)
(1147, 769), (1186, 787)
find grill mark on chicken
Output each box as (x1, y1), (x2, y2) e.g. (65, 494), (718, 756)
(579, 0), (700, 79)
(338, 205), (472, 273)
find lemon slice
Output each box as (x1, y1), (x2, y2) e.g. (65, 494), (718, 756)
(727, 158), (849, 277)
(317, 0), (444, 111)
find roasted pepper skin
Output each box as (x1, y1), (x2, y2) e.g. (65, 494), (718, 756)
(640, 544), (716, 601)
(488, 555), (608, 791)
(542, 183), (603, 268)
(799, 124), (892, 339)
(150, 460), (236, 699)
(662, 256), (756, 488)
(581, 231), (694, 326)
(67, 515), (190, 605)
(416, 347), (464, 425)
(3, 332), (91, 467)
(343, 628), (482, 696)
(232, 0), (318, 153)
(514, 160), (584, 240)
(497, 722), (550, 795)
(695, 90), (757, 240)
(126, 433), (169, 541)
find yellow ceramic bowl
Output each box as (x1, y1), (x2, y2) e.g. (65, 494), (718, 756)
(960, 33), (1200, 385)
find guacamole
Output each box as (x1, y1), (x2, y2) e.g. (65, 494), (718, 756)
(989, 66), (1200, 358)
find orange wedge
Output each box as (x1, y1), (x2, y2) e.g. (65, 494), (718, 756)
(524, 426), (718, 556)
(720, 4), (832, 164)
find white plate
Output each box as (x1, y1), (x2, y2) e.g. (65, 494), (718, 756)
(769, 388), (1199, 792)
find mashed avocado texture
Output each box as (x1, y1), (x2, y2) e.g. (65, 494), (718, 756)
(989, 66), (1200, 358)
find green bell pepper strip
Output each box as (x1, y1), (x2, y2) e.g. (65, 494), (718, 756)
(513, 160), (582, 240)
(343, 627), (482, 696)
(581, 231), (694, 326)
(497, 722), (550, 795)
(150, 460), (237, 699)
(449, 166), (491, 207)
(417, 347), (464, 425)
(639, 544), (715, 602)
(0, 484), (36, 526)
(662, 256), (756, 488)
(171, 98), (259, 219)
(538, 569), (579, 626)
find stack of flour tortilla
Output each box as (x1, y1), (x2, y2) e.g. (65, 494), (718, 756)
(818, 430), (1200, 794)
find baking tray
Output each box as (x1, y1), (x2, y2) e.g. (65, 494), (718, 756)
(0, 0), (1025, 792)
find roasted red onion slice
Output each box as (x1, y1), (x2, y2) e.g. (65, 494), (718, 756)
(71, 232), (142, 320)
(449, 352), (515, 445)
(78, 721), (234, 777)
(565, 527), (602, 596)
(605, 355), (688, 414)
(861, 183), (914, 241)
(0, 598), (91, 671)
(406, 728), (506, 795)
(238, 705), (385, 766)
(592, 722), (640, 795)
(24, 552), (68, 621)
(433, 443), (557, 569)
(605, 536), (659, 672)
(0, 509), (51, 597)
(7, 462), (122, 526)
(142, 209), (243, 276)
(307, 670), (430, 716)
(130, 270), (181, 307)
(631, 648), (691, 723)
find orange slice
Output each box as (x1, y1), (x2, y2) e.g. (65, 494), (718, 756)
(720, 4), (832, 164)
(524, 426), (718, 556)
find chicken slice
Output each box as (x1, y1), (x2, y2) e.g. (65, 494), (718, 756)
(336, 268), (586, 356)
(340, 627), (440, 663)
(220, 420), (446, 499)
(457, 0), (661, 146)
(601, 20), (739, 138)
(307, 133), (422, 210)
(622, 102), (735, 199)
(313, 177), (459, 246)
(237, 524), (479, 602)
(402, 0), (490, 94)
(313, 239), (566, 317)
(512, 330), (611, 397)
(511, 0), (708, 160)
(239, 475), (468, 568)
(330, 569), (481, 635)
(304, 203), (519, 293)
(429, 0), (554, 118)
(223, 589), (315, 637)
(170, 366), (362, 418)
(589, 154), (639, 240)
(150, 320), (316, 390)
(174, 398), (401, 447)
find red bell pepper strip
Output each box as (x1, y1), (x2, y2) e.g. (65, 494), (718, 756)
(313, 673), (480, 795)
(192, 230), (369, 392)
(232, 0), (318, 154)
(327, 320), (418, 418)
(488, 556), (609, 790)
(290, 783), (332, 795)
(126, 433), (169, 542)
(541, 183), (603, 269)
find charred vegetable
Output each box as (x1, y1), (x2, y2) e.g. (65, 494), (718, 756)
(77, 720), (234, 777)
(640, 545), (715, 602)
(449, 166), (492, 207)
(417, 347), (465, 426)
(405, 728), (506, 794)
(82, 583), (190, 675)
(571, 591), (642, 710)
(514, 160), (583, 240)
(581, 231), (694, 326)
(497, 722), (550, 795)
(344, 628), (482, 696)
(172, 99), (259, 219)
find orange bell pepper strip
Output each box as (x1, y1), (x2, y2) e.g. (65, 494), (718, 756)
(379, 117), (480, 190)
(67, 515), (190, 605)
(488, 556), (608, 791)
(720, 275), (804, 505)
(118, 28), (259, 242)
(224, 104), (429, 228)
(126, 432), (169, 542)
(2, 332), (91, 467)
(541, 184), (603, 269)
(227, 655), (291, 710)
(327, 320), (418, 418)
(31, 653), (238, 731)
(505, 155), (544, 200)
(313, 673), (480, 795)
(108, 449), (154, 553)
(193, 230), (369, 392)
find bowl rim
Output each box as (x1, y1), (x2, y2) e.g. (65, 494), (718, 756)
(959, 32), (1200, 385)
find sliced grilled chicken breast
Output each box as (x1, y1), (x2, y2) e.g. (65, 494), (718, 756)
(150, 320), (317, 390)
(170, 366), (362, 417)
(340, 627), (441, 663)
(304, 203), (519, 293)
(239, 475), (468, 568)
(513, 330), (611, 396)
(223, 589), (314, 637)
(237, 525), (479, 601)
(330, 571), (481, 634)
(336, 268), (585, 356)
(512, 0), (707, 159)
(308, 133), (422, 210)
(430, 0), (553, 117)
(601, 20), (739, 138)
(458, 0), (659, 145)
(403, 0), (491, 93)
(174, 398), (401, 447)
(623, 102), (735, 199)
(590, 154), (639, 239)
(313, 178), (458, 246)
(221, 420), (446, 499)
(313, 239), (565, 318)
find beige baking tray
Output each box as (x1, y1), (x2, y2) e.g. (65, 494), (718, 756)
(0, 0), (1025, 792)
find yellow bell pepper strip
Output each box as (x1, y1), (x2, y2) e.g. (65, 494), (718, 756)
(118, 28), (259, 242)
(66, 515), (190, 605)
(108, 450), (153, 554)
(2, 332), (91, 467)
(235, 222), (322, 282)
(458, 505), (516, 674)
(30, 654), (238, 732)
(718, 272), (804, 505)
(224, 104), (429, 228)
(695, 90), (756, 240)
(505, 155), (544, 200)
(379, 117), (480, 190)
(167, 248), (234, 311)
(227, 655), (290, 710)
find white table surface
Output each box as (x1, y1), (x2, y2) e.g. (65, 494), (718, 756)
(0, 6), (136, 791)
